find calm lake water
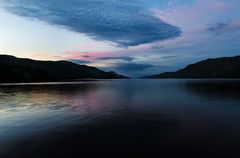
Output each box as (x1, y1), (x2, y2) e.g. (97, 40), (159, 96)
(0, 79), (240, 158)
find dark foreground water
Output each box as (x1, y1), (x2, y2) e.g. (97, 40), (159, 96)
(0, 79), (240, 158)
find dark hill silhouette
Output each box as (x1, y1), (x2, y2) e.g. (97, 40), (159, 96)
(146, 56), (240, 79)
(0, 55), (128, 83)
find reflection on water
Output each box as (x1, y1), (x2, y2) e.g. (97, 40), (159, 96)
(0, 80), (240, 158)
(184, 80), (240, 106)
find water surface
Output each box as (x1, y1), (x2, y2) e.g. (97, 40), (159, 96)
(0, 79), (240, 158)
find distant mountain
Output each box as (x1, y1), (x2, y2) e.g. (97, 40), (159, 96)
(0, 55), (128, 83)
(146, 56), (240, 79)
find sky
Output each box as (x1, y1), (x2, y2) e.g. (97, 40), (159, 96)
(0, 0), (240, 77)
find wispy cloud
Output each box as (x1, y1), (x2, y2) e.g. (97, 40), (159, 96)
(101, 62), (169, 78)
(81, 55), (90, 58)
(160, 54), (183, 59)
(206, 21), (240, 35)
(1, 0), (181, 47)
(112, 63), (153, 72)
(68, 59), (91, 65)
(206, 23), (228, 35)
(97, 56), (135, 62)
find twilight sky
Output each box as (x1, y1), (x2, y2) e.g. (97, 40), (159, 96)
(0, 0), (240, 77)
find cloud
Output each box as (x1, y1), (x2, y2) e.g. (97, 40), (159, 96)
(97, 56), (135, 61)
(68, 59), (91, 64)
(206, 23), (228, 35)
(206, 21), (240, 35)
(1, 0), (181, 47)
(101, 62), (169, 77)
(151, 45), (165, 50)
(160, 54), (183, 59)
(81, 55), (90, 58)
(112, 63), (154, 72)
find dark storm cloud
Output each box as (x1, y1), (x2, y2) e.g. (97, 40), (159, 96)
(1, 0), (181, 47)
(97, 56), (135, 61)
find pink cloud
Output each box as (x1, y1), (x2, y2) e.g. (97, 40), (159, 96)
(62, 44), (152, 62)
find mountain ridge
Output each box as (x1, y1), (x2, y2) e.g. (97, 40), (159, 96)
(145, 56), (240, 79)
(0, 55), (128, 83)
